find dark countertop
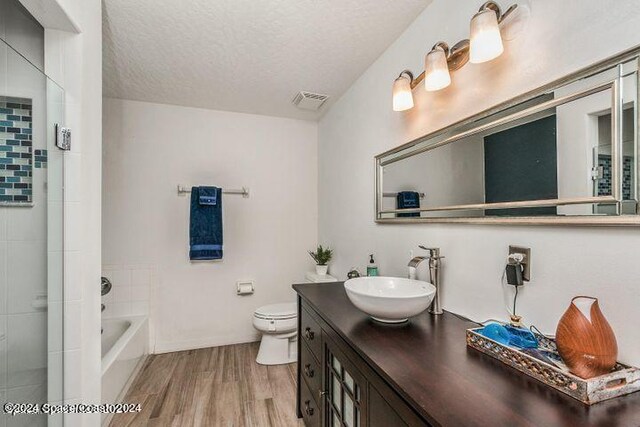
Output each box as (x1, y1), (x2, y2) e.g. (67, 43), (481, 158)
(293, 281), (640, 427)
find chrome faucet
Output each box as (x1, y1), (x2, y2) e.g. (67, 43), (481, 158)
(408, 245), (444, 315)
(101, 277), (113, 296)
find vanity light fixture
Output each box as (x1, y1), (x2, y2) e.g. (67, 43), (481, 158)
(392, 70), (415, 111)
(392, 0), (521, 109)
(470, 2), (515, 63)
(424, 43), (452, 91)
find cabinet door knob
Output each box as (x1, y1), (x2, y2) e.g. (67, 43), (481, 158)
(304, 327), (315, 340)
(304, 363), (315, 378)
(304, 400), (314, 416)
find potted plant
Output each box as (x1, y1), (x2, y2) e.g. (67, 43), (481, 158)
(309, 245), (333, 276)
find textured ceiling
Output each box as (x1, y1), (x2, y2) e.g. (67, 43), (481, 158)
(103, 0), (431, 120)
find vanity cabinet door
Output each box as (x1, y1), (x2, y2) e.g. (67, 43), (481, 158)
(368, 383), (430, 427)
(368, 386), (408, 427)
(323, 333), (367, 427)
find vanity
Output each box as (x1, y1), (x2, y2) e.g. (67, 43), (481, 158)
(294, 282), (640, 427)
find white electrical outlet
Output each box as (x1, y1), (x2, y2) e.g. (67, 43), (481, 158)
(508, 246), (531, 281)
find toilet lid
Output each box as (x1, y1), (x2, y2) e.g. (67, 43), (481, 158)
(254, 302), (297, 320)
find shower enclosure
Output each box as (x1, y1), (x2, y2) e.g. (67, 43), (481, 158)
(0, 25), (65, 427)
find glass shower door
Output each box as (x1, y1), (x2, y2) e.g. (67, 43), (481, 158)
(0, 38), (64, 427)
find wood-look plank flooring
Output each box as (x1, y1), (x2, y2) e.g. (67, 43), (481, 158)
(110, 342), (303, 427)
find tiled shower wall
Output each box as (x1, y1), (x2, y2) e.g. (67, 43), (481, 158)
(101, 264), (153, 319)
(0, 12), (53, 425)
(43, 0), (104, 422)
(0, 102), (49, 427)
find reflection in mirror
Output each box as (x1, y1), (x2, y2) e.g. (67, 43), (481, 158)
(377, 55), (639, 223)
(592, 76), (637, 215)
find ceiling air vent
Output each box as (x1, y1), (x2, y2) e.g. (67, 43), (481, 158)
(292, 91), (329, 111)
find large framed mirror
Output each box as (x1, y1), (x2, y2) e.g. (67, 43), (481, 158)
(375, 47), (640, 225)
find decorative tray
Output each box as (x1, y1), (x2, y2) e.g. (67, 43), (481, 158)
(466, 327), (640, 405)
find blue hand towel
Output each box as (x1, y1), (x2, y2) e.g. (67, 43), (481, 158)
(198, 187), (218, 205)
(396, 191), (421, 218)
(189, 186), (223, 260)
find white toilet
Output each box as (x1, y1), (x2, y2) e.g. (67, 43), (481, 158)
(253, 274), (337, 365)
(253, 302), (298, 365)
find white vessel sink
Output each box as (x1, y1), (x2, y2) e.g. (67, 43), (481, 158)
(344, 277), (436, 323)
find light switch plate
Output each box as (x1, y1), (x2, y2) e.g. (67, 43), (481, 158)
(508, 245), (531, 282)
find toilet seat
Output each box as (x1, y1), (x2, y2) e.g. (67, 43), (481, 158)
(253, 316), (297, 332)
(254, 302), (297, 320)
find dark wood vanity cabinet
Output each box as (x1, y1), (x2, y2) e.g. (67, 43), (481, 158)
(294, 282), (640, 427)
(297, 300), (428, 427)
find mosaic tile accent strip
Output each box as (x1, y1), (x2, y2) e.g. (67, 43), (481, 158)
(623, 156), (633, 201)
(34, 149), (47, 169)
(0, 97), (33, 203)
(597, 155), (612, 196)
(598, 155), (634, 200)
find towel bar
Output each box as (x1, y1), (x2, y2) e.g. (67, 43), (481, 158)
(177, 185), (250, 198)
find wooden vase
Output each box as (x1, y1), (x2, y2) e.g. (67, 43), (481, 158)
(555, 296), (618, 379)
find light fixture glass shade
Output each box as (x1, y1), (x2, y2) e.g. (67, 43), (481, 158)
(424, 47), (451, 91)
(469, 9), (504, 64)
(392, 75), (414, 111)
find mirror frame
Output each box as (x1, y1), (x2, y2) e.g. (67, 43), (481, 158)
(375, 46), (640, 226)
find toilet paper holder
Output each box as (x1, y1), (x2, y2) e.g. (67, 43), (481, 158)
(237, 281), (255, 295)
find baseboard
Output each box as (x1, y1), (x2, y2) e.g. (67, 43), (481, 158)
(153, 333), (261, 354)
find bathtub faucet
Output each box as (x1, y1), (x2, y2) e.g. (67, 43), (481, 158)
(101, 277), (112, 296)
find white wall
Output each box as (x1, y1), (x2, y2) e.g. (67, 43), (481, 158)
(318, 0), (640, 366)
(102, 98), (318, 353)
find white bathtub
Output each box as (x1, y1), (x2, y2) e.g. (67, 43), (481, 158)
(101, 316), (148, 421)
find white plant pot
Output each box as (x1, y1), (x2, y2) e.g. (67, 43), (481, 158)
(316, 265), (328, 276)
